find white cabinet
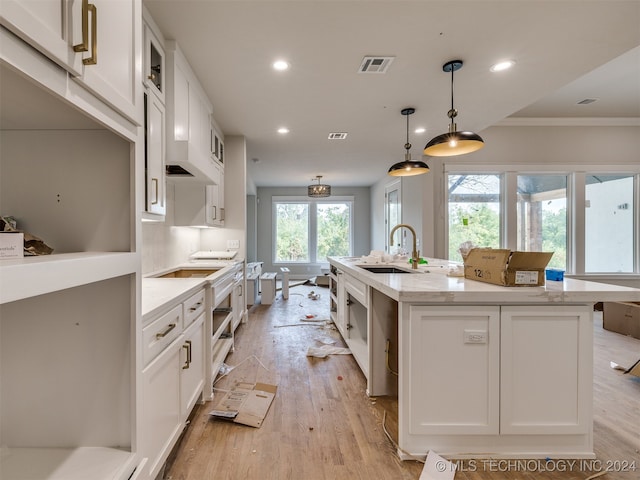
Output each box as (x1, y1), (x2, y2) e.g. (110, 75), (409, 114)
(143, 10), (165, 103)
(342, 273), (369, 377)
(140, 289), (206, 480)
(0, 0), (83, 75)
(1, 0), (141, 125)
(0, 29), (140, 479)
(174, 183), (218, 227)
(144, 91), (166, 216)
(500, 305), (592, 435)
(407, 305), (500, 435)
(211, 162), (225, 227)
(231, 263), (246, 331)
(165, 41), (217, 182)
(181, 315), (205, 418)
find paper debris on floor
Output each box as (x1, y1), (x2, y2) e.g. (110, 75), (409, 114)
(209, 381), (277, 428)
(611, 358), (640, 377)
(307, 344), (351, 358)
(420, 451), (457, 480)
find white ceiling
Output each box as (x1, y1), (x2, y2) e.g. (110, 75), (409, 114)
(143, 0), (639, 190)
(5, 2), (638, 191)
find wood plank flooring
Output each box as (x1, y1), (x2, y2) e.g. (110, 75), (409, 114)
(164, 284), (640, 480)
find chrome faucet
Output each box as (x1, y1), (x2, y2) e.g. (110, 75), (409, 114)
(389, 224), (420, 269)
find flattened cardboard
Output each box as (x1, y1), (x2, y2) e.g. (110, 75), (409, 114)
(463, 248), (553, 287)
(209, 381), (277, 428)
(603, 301), (640, 340)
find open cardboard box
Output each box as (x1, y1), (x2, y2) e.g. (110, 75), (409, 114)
(603, 301), (640, 340)
(463, 248), (553, 287)
(209, 381), (277, 428)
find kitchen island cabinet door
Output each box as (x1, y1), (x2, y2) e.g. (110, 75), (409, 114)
(406, 305), (500, 435)
(500, 305), (592, 435)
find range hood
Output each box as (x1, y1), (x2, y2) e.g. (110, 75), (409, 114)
(165, 141), (217, 183)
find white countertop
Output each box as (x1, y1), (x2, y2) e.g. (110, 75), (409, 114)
(141, 260), (242, 320)
(328, 256), (640, 304)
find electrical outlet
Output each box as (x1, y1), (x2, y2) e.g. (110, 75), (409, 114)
(464, 330), (488, 344)
(227, 239), (240, 249)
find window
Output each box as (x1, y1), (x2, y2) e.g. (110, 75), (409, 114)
(517, 174), (567, 269)
(273, 197), (353, 264)
(444, 166), (640, 275)
(585, 175), (635, 273)
(447, 174), (501, 262)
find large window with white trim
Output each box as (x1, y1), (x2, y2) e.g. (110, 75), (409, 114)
(445, 167), (640, 274)
(273, 197), (353, 264)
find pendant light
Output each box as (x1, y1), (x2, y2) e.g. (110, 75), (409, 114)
(423, 60), (484, 157)
(388, 108), (430, 177)
(308, 175), (331, 198)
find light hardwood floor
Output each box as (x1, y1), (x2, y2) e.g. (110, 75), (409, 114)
(164, 284), (640, 480)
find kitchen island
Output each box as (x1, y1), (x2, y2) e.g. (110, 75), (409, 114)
(327, 256), (640, 460)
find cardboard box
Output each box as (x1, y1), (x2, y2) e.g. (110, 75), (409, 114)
(209, 381), (277, 428)
(0, 232), (24, 259)
(463, 248), (553, 287)
(603, 301), (640, 340)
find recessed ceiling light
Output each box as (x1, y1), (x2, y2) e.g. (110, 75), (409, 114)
(414, 127), (426, 134)
(273, 60), (290, 71)
(490, 60), (516, 72)
(277, 127), (289, 134)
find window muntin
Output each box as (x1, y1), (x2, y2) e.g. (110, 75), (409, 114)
(585, 175), (635, 273)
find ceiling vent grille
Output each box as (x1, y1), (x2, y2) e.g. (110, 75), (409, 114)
(358, 56), (395, 74)
(328, 132), (348, 140)
(577, 98), (598, 105)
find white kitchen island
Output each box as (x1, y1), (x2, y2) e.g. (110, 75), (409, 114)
(327, 256), (640, 460)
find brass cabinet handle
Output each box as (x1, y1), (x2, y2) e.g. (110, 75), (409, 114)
(211, 205), (217, 220)
(220, 207), (225, 221)
(189, 301), (202, 312)
(151, 178), (159, 205)
(73, 0), (89, 53)
(182, 340), (192, 369)
(83, 2), (97, 65)
(73, 0), (98, 65)
(155, 323), (176, 339)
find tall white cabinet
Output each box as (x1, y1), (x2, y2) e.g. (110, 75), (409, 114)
(0, 3), (143, 479)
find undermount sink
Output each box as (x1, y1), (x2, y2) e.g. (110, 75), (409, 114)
(155, 268), (220, 278)
(358, 265), (418, 274)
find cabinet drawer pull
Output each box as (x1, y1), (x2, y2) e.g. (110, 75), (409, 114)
(189, 302), (202, 312)
(155, 323), (176, 339)
(211, 205), (217, 220)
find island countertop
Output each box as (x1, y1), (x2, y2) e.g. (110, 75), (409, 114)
(328, 256), (640, 304)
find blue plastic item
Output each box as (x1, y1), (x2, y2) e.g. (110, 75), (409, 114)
(545, 268), (564, 281)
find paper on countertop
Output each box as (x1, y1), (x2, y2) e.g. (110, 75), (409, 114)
(420, 451), (457, 480)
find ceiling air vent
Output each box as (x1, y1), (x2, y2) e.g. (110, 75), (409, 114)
(358, 56), (395, 74)
(328, 132), (348, 140)
(577, 98), (598, 105)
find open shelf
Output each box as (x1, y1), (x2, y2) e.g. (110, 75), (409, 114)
(211, 336), (234, 385)
(0, 252), (138, 304)
(0, 447), (138, 480)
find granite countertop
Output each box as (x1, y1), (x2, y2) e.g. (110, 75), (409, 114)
(328, 256), (640, 304)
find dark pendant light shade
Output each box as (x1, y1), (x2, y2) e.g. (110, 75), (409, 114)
(388, 108), (430, 177)
(424, 60), (484, 157)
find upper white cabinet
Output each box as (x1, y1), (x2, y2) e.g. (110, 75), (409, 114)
(144, 92), (166, 216)
(1, 0), (142, 125)
(142, 8), (166, 219)
(165, 40), (217, 183)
